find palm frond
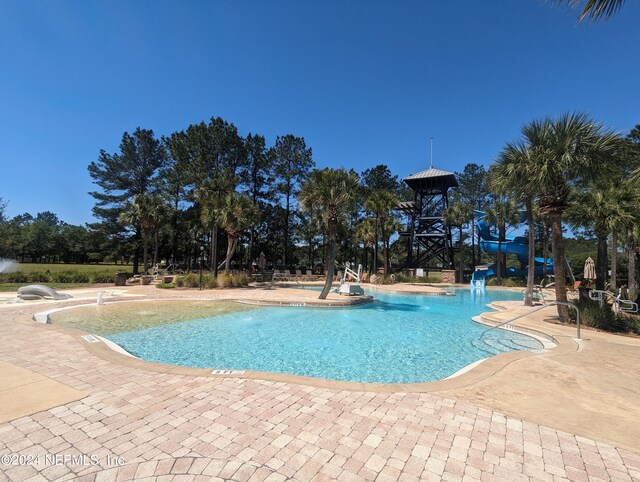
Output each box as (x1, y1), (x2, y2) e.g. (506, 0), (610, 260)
(554, 0), (625, 21)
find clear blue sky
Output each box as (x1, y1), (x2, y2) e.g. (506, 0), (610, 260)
(1, 1), (639, 225)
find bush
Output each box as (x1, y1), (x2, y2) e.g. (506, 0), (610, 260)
(570, 298), (628, 333)
(626, 315), (640, 336)
(217, 273), (232, 289)
(392, 273), (411, 283)
(90, 270), (116, 283)
(237, 273), (249, 286)
(204, 273), (217, 289)
(501, 278), (526, 287)
(387, 273), (441, 284)
(28, 271), (51, 283)
(156, 283), (175, 289)
(174, 275), (184, 287)
(0, 272), (29, 283)
(486, 277), (526, 287)
(181, 273), (199, 288)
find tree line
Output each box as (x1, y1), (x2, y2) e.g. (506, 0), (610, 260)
(84, 117), (415, 284)
(444, 115), (640, 322)
(1, 114), (638, 310)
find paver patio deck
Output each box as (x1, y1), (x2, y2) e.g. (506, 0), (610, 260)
(0, 285), (639, 481)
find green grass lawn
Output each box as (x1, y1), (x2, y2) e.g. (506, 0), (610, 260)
(11, 263), (129, 273)
(0, 283), (93, 292)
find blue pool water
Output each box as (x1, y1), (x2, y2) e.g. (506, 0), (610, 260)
(106, 289), (541, 383)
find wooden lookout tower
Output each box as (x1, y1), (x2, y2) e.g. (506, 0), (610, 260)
(398, 167), (458, 271)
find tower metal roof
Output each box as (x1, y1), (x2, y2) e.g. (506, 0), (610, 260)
(403, 167), (458, 190)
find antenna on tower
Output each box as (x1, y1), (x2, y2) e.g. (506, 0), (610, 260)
(429, 137), (433, 169)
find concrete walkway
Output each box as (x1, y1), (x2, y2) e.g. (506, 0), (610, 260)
(0, 285), (639, 481)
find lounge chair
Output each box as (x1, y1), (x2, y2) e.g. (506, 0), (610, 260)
(566, 280), (582, 300)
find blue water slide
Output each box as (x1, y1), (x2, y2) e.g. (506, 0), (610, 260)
(472, 210), (553, 283)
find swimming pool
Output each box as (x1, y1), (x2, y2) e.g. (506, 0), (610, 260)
(52, 289), (541, 384)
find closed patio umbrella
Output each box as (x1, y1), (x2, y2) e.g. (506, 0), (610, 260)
(584, 257), (596, 281)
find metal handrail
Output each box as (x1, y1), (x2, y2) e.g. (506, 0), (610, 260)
(481, 301), (581, 340)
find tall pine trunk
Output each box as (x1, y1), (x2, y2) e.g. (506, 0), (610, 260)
(524, 199), (535, 306)
(212, 225), (219, 276)
(550, 213), (569, 322)
(628, 229), (637, 302)
(373, 217), (379, 274)
(471, 218), (476, 268)
(381, 222), (388, 277)
(133, 228), (141, 274)
(458, 225), (464, 283)
(595, 228), (608, 291)
(496, 239), (503, 285)
(542, 221), (549, 277)
(610, 231), (618, 291)
(153, 227), (159, 269)
(283, 195), (290, 267)
(142, 228), (150, 275)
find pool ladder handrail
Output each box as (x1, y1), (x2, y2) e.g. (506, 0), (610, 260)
(480, 301), (581, 340)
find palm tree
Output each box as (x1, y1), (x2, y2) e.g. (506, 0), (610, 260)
(519, 113), (619, 321)
(195, 179), (228, 273)
(147, 196), (170, 269)
(567, 185), (635, 291)
(556, 0), (625, 21)
(490, 142), (538, 305)
(444, 203), (473, 283)
(608, 181), (640, 291)
(119, 192), (159, 274)
(567, 189), (610, 290)
(355, 218), (377, 273)
(212, 192), (259, 273)
(381, 216), (403, 274)
(364, 190), (400, 277)
(299, 168), (360, 299)
(483, 197), (520, 286)
(623, 224), (640, 301)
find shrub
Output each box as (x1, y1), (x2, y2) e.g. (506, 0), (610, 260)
(90, 271), (116, 283)
(27, 271), (50, 283)
(204, 274), (217, 289)
(217, 273), (232, 289)
(174, 275), (184, 287)
(387, 273), (441, 284)
(0, 272), (28, 283)
(231, 274), (242, 288)
(501, 278), (526, 287)
(570, 298), (628, 333)
(626, 315), (640, 335)
(156, 283), (175, 289)
(392, 273), (410, 283)
(237, 273), (249, 286)
(486, 277), (526, 287)
(181, 273), (199, 288)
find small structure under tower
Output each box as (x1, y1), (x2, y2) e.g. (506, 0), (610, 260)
(398, 167), (458, 271)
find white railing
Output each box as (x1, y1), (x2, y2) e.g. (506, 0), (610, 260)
(590, 289), (639, 313)
(341, 262), (362, 284)
(481, 301), (581, 340)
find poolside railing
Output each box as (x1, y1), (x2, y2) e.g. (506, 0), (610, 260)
(480, 301), (581, 340)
